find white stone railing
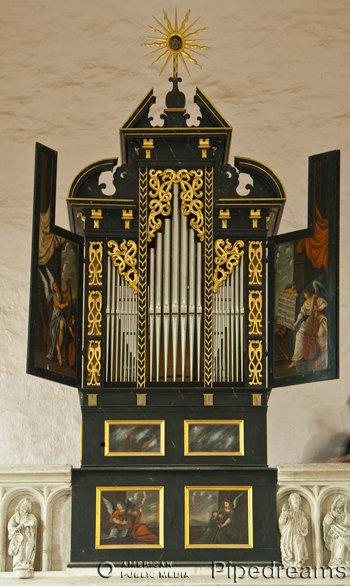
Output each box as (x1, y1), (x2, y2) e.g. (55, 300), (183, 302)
(1, 464), (350, 577)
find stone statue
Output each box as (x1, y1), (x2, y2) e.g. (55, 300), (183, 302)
(8, 497), (37, 578)
(279, 492), (308, 568)
(323, 495), (350, 568)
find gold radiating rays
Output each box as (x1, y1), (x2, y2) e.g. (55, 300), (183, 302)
(142, 9), (210, 77)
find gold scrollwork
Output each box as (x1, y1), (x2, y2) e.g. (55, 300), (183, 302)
(148, 169), (175, 241)
(88, 241), (103, 286)
(248, 340), (263, 386)
(248, 290), (263, 335)
(86, 340), (101, 386)
(147, 169), (204, 241)
(178, 169), (204, 241)
(248, 241), (263, 285)
(107, 239), (139, 294)
(213, 239), (244, 293)
(87, 291), (102, 336)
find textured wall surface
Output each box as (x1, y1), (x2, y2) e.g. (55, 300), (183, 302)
(0, 0), (349, 467)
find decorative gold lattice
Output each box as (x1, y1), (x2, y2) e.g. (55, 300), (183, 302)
(137, 170), (148, 388)
(87, 291), (102, 336)
(204, 168), (213, 387)
(213, 238), (244, 293)
(107, 239), (138, 294)
(148, 169), (204, 241)
(248, 340), (263, 386)
(86, 340), (101, 387)
(248, 241), (263, 286)
(248, 290), (263, 336)
(88, 241), (103, 286)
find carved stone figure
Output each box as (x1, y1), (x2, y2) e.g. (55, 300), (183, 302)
(8, 498), (37, 578)
(279, 493), (308, 568)
(323, 495), (350, 568)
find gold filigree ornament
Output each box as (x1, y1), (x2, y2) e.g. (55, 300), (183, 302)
(148, 169), (175, 241)
(142, 9), (210, 78)
(178, 169), (204, 241)
(88, 241), (103, 286)
(86, 340), (101, 387)
(213, 239), (244, 293)
(87, 291), (102, 336)
(107, 239), (139, 294)
(248, 290), (263, 336)
(248, 241), (263, 286)
(248, 340), (263, 386)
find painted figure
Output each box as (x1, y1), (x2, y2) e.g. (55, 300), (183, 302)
(323, 495), (350, 568)
(8, 498), (37, 578)
(197, 511), (219, 543)
(279, 493), (308, 568)
(39, 267), (68, 366)
(289, 285), (327, 370)
(103, 498), (158, 544)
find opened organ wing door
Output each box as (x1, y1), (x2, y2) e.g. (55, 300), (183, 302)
(28, 75), (339, 566)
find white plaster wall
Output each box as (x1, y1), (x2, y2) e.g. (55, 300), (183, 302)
(0, 0), (349, 468)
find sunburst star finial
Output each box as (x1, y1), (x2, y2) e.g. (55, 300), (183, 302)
(142, 8), (211, 78)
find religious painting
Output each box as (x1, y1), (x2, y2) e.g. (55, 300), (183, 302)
(184, 486), (253, 549)
(268, 150), (339, 388)
(184, 420), (244, 456)
(27, 143), (83, 387)
(104, 421), (165, 456)
(95, 487), (164, 549)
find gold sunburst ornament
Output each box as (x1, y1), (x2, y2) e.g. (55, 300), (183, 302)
(142, 9), (210, 78)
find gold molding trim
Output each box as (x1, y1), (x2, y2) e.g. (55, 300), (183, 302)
(204, 168), (213, 387)
(184, 420), (244, 456)
(147, 169), (204, 241)
(87, 291), (102, 336)
(95, 486), (164, 549)
(104, 420), (165, 457)
(88, 241), (103, 286)
(107, 239), (139, 294)
(86, 341), (101, 387)
(184, 486), (253, 549)
(248, 290), (263, 336)
(248, 340), (263, 386)
(213, 238), (244, 293)
(248, 241), (263, 286)
(137, 170), (148, 388)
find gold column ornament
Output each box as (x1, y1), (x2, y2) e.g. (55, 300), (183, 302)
(122, 209), (133, 229)
(91, 208), (103, 229)
(204, 168), (213, 387)
(249, 209), (261, 229)
(203, 394), (213, 406)
(198, 138), (210, 158)
(248, 340), (263, 386)
(248, 290), (263, 336)
(137, 170), (148, 388)
(213, 238), (244, 293)
(142, 9), (210, 78)
(248, 241), (263, 286)
(142, 138), (154, 159)
(218, 209), (230, 229)
(136, 394), (147, 406)
(87, 394), (98, 406)
(86, 341), (101, 386)
(88, 241), (103, 286)
(107, 239), (139, 294)
(252, 394), (262, 406)
(87, 291), (102, 336)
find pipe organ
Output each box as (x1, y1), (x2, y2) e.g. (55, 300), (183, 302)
(28, 60), (339, 566)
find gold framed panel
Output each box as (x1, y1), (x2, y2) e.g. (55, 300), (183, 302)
(184, 486), (253, 549)
(184, 420), (244, 456)
(95, 486), (164, 549)
(104, 420), (165, 457)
